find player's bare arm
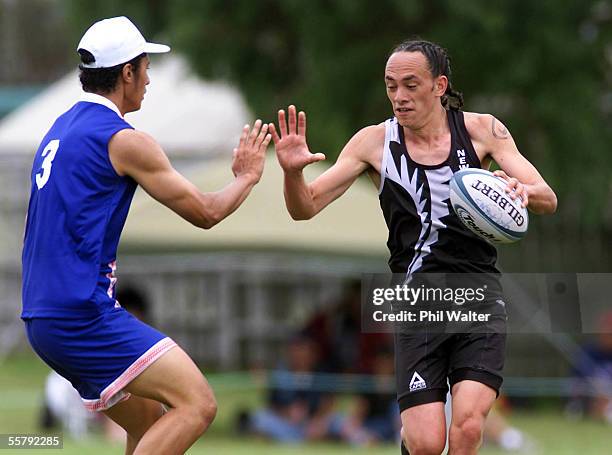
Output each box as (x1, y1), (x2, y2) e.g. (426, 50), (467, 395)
(109, 121), (271, 229)
(270, 104), (384, 220)
(465, 112), (557, 214)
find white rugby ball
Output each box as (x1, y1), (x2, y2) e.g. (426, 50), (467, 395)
(449, 168), (529, 244)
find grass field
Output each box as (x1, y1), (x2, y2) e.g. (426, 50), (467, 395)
(0, 354), (608, 454)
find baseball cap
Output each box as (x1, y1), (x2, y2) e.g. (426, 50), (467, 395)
(77, 16), (170, 69)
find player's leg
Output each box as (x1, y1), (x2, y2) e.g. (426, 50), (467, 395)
(446, 312), (506, 455)
(447, 380), (496, 455)
(119, 346), (217, 455)
(395, 331), (450, 455)
(400, 402), (446, 455)
(25, 313), (216, 454)
(102, 395), (164, 455)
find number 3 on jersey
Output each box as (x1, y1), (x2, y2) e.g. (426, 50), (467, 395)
(36, 139), (60, 190)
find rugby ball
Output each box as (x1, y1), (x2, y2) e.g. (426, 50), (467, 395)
(449, 168), (528, 244)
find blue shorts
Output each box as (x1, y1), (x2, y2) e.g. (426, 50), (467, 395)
(24, 307), (176, 412)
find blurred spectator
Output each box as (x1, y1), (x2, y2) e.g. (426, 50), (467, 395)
(242, 334), (343, 443)
(41, 370), (91, 438)
(304, 280), (391, 373)
(340, 346), (400, 446)
(566, 310), (612, 423)
(238, 282), (398, 445)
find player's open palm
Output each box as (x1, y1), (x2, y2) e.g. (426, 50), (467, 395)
(270, 105), (325, 173)
(232, 119), (271, 183)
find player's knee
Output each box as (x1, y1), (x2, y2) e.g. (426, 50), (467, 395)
(187, 387), (217, 433)
(199, 395), (218, 428)
(452, 414), (484, 447)
(189, 402), (217, 435)
(407, 441), (446, 455)
(405, 431), (446, 455)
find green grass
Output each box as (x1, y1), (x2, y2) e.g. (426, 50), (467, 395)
(0, 353), (609, 454)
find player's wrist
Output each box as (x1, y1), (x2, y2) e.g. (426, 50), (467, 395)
(236, 171), (260, 186)
(283, 167), (305, 178)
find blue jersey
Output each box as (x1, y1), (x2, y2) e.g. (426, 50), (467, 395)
(22, 93), (136, 318)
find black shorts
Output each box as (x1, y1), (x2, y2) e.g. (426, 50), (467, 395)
(395, 307), (506, 412)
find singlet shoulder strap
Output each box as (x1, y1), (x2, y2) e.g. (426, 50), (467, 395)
(447, 109), (481, 168)
(379, 117), (398, 194)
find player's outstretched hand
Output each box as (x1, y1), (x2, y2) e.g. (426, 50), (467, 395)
(232, 119), (271, 184)
(270, 105), (326, 174)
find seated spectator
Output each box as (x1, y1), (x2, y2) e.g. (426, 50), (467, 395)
(340, 346), (399, 446)
(245, 334), (343, 443)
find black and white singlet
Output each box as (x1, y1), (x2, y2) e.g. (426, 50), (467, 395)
(378, 109), (499, 276)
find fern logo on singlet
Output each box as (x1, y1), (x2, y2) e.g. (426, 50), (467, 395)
(409, 371), (427, 392)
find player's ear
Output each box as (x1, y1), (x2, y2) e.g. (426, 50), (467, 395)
(122, 63), (133, 83)
(434, 75), (448, 97)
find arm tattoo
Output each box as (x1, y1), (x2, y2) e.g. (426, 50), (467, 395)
(491, 117), (509, 140)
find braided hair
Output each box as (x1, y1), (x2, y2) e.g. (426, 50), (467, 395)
(390, 39), (464, 110)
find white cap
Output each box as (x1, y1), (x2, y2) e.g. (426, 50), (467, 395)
(77, 16), (170, 68)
